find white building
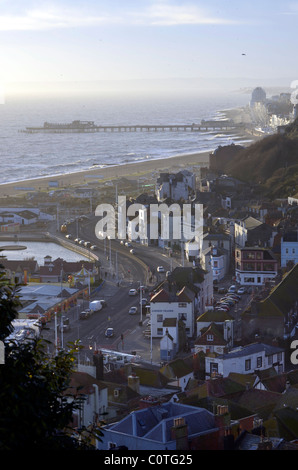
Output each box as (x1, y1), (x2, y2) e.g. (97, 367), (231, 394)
(156, 170), (195, 202)
(281, 231), (298, 268)
(205, 343), (285, 379)
(150, 265), (213, 340)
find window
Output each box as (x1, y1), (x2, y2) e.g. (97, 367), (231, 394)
(213, 261), (218, 268)
(207, 334), (214, 342)
(210, 362), (218, 374)
(245, 359), (251, 371)
(257, 356), (262, 368)
(157, 314), (163, 322)
(157, 328), (163, 336)
(277, 352), (283, 362)
(178, 302), (187, 308)
(268, 355), (273, 365)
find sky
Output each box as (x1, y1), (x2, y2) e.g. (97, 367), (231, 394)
(0, 0), (297, 94)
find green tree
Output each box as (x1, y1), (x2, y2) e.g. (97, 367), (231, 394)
(0, 265), (101, 450)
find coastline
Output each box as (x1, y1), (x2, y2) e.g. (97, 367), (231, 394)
(0, 150), (211, 198)
(0, 106), (261, 198)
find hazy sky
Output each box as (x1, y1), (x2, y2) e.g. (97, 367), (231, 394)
(0, 0), (297, 91)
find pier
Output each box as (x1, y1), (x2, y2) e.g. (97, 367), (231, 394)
(20, 119), (244, 134)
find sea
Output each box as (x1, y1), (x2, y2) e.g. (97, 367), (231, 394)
(0, 89), (251, 185)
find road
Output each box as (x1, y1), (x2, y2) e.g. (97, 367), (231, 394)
(43, 214), (187, 363)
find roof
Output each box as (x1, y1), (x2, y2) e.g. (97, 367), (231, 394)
(197, 310), (234, 323)
(160, 355), (194, 380)
(243, 263), (298, 318)
(103, 402), (217, 443)
(215, 342), (284, 360)
(195, 323), (227, 346)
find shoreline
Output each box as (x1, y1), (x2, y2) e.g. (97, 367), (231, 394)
(0, 106), (261, 198)
(0, 150), (212, 198)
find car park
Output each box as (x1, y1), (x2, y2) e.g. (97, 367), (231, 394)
(129, 289), (137, 296)
(129, 306), (138, 315)
(105, 327), (114, 338)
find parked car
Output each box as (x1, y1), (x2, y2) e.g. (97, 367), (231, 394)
(218, 287), (227, 294)
(129, 289), (137, 296)
(129, 306), (138, 315)
(237, 286), (247, 295)
(157, 266), (165, 273)
(105, 327), (114, 338)
(125, 242), (132, 247)
(228, 285), (237, 293)
(130, 249), (135, 254)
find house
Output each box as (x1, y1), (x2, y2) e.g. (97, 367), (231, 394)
(150, 282), (196, 340)
(196, 310), (234, 348)
(288, 192), (298, 205)
(205, 343), (285, 380)
(235, 246), (278, 286)
(65, 370), (108, 430)
(96, 401), (231, 450)
(0, 259), (39, 284)
(156, 170), (196, 202)
(149, 266), (213, 341)
(210, 245), (229, 281)
(160, 323), (177, 361)
(241, 263), (298, 341)
(281, 230), (298, 268)
(194, 323), (229, 356)
(160, 356), (194, 392)
(234, 216), (274, 248)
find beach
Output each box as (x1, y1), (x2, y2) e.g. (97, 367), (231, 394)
(0, 105), (261, 199)
(0, 150), (211, 198)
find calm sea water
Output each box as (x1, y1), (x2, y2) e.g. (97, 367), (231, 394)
(0, 241), (89, 264)
(0, 90), (250, 185)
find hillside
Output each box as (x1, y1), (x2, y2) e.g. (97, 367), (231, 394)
(211, 117), (298, 199)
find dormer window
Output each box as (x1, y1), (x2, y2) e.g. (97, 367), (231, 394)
(207, 334), (214, 342)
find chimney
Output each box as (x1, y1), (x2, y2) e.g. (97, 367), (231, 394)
(93, 352), (104, 380)
(171, 417), (189, 450)
(127, 373), (140, 394)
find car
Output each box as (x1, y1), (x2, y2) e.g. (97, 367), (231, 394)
(65, 234), (72, 239)
(138, 285), (148, 293)
(120, 240), (124, 245)
(129, 306), (138, 315)
(79, 310), (90, 320)
(166, 271), (171, 278)
(105, 327), (114, 338)
(218, 287), (227, 294)
(79, 239), (85, 245)
(74, 238), (80, 244)
(130, 249), (135, 254)
(84, 241), (91, 248)
(125, 242), (132, 247)
(157, 266), (165, 273)
(141, 298), (148, 306)
(237, 287), (247, 295)
(90, 245), (98, 251)
(228, 285), (237, 293)
(129, 289), (137, 296)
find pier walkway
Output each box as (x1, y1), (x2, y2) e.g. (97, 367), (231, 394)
(21, 120), (244, 134)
